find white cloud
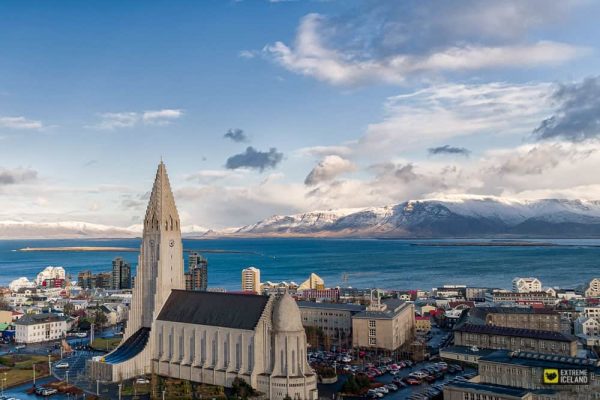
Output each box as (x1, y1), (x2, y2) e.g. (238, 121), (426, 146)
(0, 116), (44, 130)
(359, 82), (553, 153)
(90, 109), (184, 130)
(295, 145), (354, 158)
(142, 109), (184, 124)
(265, 3), (589, 86)
(304, 155), (357, 185)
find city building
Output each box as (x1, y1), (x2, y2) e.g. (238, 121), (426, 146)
(584, 278), (600, 298)
(184, 252), (208, 291)
(512, 277), (542, 293)
(454, 324), (578, 356)
(466, 307), (562, 332)
(112, 257), (132, 290)
(15, 313), (68, 343)
(352, 298), (415, 351)
(488, 290), (557, 306)
(300, 288), (339, 302)
(574, 316), (600, 336)
(465, 287), (489, 302)
(298, 301), (365, 349)
(476, 350), (599, 398)
(439, 345), (497, 366)
(35, 266), (66, 286)
(298, 273), (325, 290)
(78, 271), (113, 290)
(241, 267), (261, 294)
(88, 162), (317, 399)
(444, 381), (544, 400)
(415, 315), (431, 334)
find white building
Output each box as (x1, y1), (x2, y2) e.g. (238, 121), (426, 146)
(14, 313), (68, 344)
(35, 266), (66, 286)
(9, 277), (35, 292)
(512, 277), (542, 293)
(241, 267), (261, 294)
(575, 316), (600, 336)
(585, 278), (600, 298)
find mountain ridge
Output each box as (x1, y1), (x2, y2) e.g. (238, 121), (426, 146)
(4, 197), (600, 239)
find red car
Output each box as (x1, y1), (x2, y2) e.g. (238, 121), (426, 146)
(405, 377), (422, 385)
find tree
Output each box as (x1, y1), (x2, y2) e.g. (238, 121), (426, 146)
(0, 297), (11, 311)
(63, 302), (75, 316)
(230, 377), (256, 399)
(94, 309), (108, 329)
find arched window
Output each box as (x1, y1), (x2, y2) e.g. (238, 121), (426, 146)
(170, 216), (173, 231)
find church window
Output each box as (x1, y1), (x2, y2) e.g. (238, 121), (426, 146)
(292, 350), (296, 375)
(281, 350), (286, 374)
(248, 338), (253, 370)
(236, 342), (241, 370)
(190, 332), (195, 363)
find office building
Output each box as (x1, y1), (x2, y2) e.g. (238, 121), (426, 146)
(512, 277), (542, 293)
(184, 252), (208, 291)
(112, 257), (132, 290)
(241, 267), (261, 294)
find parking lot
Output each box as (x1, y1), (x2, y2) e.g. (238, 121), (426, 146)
(311, 350), (476, 400)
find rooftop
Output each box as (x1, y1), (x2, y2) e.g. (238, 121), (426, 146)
(456, 323), (577, 342)
(481, 350), (600, 371)
(297, 301), (365, 312)
(157, 289), (269, 330)
(15, 313), (67, 326)
(353, 298), (411, 319)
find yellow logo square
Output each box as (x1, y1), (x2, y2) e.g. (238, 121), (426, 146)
(543, 368), (559, 384)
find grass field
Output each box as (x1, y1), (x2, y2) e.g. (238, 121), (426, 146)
(90, 337), (122, 352)
(0, 354), (58, 388)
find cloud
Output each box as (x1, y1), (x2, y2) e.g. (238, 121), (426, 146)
(264, 2), (588, 86)
(90, 109), (183, 130)
(428, 145), (471, 156)
(360, 82), (552, 153)
(0, 116), (44, 130)
(0, 167), (38, 185)
(304, 155), (357, 185)
(225, 147), (284, 171)
(186, 169), (246, 183)
(295, 145), (354, 158)
(224, 128), (249, 143)
(238, 50), (257, 59)
(142, 109), (184, 125)
(533, 76), (600, 142)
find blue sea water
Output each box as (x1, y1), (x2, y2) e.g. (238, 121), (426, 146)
(0, 238), (599, 291)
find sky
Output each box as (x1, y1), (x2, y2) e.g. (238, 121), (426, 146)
(2, 0), (600, 230)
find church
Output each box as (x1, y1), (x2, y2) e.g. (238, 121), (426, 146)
(88, 162), (318, 400)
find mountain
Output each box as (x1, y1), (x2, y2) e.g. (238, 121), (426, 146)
(4, 197), (600, 239)
(230, 197), (600, 238)
(0, 221), (211, 239)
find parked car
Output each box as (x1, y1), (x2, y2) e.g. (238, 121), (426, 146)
(55, 362), (69, 369)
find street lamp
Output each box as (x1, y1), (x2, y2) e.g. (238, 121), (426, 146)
(96, 379), (100, 395)
(33, 363), (36, 385)
(162, 389), (166, 400)
(118, 383), (122, 400)
(65, 370), (69, 384)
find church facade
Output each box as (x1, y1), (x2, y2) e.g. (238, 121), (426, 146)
(88, 162), (318, 400)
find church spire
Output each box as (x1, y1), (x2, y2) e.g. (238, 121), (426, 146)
(144, 161), (180, 233)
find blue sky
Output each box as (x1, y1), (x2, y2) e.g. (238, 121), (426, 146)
(2, 0), (600, 231)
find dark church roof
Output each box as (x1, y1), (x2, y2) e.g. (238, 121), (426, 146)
(157, 290), (270, 330)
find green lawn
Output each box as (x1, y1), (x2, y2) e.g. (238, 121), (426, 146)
(0, 354), (58, 388)
(91, 337), (122, 352)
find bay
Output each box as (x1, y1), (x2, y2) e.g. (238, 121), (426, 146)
(0, 238), (599, 291)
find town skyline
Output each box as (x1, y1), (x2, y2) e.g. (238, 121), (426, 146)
(2, 1), (600, 231)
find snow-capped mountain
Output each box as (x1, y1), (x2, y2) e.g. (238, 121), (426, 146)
(0, 221), (211, 239)
(231, 197), (600, 238)
(4, 197), (600, 239)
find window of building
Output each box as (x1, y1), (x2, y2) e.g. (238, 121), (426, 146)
(369, 337), (376, 345)
(369, 320), (376, 328)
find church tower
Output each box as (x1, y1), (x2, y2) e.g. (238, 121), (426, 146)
(89, 161), (185, 381)
(126, 161), (185, 335)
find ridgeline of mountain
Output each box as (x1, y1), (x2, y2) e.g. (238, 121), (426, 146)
(229, 197), (600, 238)
(4, 197), (600, 239)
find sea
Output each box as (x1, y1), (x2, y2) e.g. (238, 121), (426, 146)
(0, 238), (599, 291)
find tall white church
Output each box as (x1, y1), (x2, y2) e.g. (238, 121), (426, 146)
(89, 162), (318, 400)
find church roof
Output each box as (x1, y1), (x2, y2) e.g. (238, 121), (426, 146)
(157, 289), (269, 330)
(144, 161), (180, 230)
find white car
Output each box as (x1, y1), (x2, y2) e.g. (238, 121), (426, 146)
(136, 378), (150, 384)
(75, 332), (87, 338)
(55, 362), (69, 369)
